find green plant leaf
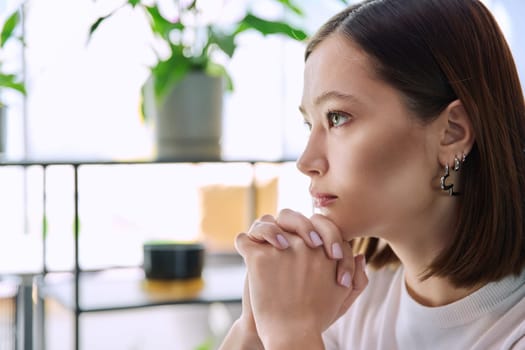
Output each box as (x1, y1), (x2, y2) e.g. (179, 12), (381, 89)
(0, 10), (20, 48)
(141, 53), (192, 122)
(88, 13), (114, 41)
(275, 0), (303, 16)
(151, 49), (191, 101)
(144, 5), (184, 42)
(235, 14), (307, 41)
(187, 0), (198, 11)
(194, 338), (213, 350)
(209, 28), (236, 58)
(88, 2), (134, 42)
(0, 73), (26, 95)
(43, 215), (48, 240)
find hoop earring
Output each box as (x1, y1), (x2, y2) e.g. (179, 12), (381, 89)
(453, 156), (461, 171)
(440, 164), (460, 196)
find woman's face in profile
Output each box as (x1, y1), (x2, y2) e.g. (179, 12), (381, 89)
(298, 33), (443, 242)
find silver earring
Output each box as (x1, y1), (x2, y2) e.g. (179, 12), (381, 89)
(453, 156), (461, 171)
(440, 164), (459, 196)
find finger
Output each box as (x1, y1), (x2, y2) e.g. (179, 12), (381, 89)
(248, 217), (290, 250)
(258, 214), (277, 223)
(337, 254), (368, 317)
(235, 232), (261, 259)
(352, 254), (368, 293)
(336, 241), (355, 288)
(276, 209), (324, 248)
(248, 214), (277, 231)
(310, 214), (345, 260)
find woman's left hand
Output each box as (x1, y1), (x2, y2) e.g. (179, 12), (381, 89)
(235, 228), (368, 349)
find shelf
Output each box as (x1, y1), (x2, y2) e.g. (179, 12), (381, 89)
(3, 158), (287, 349)
(0, 157), (296, 167)
(37, 263), (245, 313)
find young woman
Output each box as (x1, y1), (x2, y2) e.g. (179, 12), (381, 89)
(220, 0), (525, 349)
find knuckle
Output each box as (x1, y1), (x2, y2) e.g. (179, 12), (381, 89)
(277, 208), (296, 217)
(310, 213), (324, 221)
(310, 213), (331, 226)
(249, 221), (276, 235)
(259, 214), (276, 222)
(276, 209), (315, 238)
(234, 232), (248, 252)
(310, 215), (339, 237)
(235, 232), (247, 242)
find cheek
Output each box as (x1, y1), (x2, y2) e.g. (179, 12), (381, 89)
(329, 125), (433, 236)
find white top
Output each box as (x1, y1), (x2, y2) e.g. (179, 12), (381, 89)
(323, 265), (525, 349)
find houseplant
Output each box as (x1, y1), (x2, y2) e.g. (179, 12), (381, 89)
(0, 6), (26, 156)
(88, 0), (308, 160)
(0, 7), (25, 97)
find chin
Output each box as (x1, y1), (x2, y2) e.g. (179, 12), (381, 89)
(315, 209), (366, 241)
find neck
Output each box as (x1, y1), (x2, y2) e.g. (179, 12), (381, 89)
(402, 263), (482, 307)
(381, 192), (484, 306)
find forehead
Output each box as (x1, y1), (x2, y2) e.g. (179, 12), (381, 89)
(302, 33), (378, 103)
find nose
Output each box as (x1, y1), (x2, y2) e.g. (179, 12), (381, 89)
(296, 129), (327, 177)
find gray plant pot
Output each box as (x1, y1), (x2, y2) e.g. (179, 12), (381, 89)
(146, 72), (223, 161)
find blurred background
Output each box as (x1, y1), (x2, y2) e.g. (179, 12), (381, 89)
(0, 0), (523, 349)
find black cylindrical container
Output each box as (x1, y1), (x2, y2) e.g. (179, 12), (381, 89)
(143, 242), (205, 280)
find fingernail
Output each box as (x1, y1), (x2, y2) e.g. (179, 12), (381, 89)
(276, 234), (289, 249)
(332, 243), (343, 259)
(309, 231), (323, 246)
(340, 272), (352, 288)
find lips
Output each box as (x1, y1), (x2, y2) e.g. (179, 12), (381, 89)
(311, 192), (338, 208)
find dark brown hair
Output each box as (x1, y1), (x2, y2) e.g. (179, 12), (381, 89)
(306, 0), (525, 287)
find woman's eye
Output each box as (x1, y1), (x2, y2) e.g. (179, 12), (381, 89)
(327, 111), (351, 127)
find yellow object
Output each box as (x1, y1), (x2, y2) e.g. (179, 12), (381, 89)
(198, 177), (279, 252)
(142, 277), (204, 300)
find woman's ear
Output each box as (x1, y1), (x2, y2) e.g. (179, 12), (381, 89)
(438, 99), (475, 166)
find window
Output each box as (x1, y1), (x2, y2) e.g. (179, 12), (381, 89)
(1, 0), (350, 273)
(0, 0), (523, 273)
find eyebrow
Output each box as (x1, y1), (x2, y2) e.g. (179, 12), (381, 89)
(298, 90), (360, 115)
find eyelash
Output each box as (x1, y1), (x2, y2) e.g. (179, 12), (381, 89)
(303, 120), (312, 131)
(302, 110), (352, 131)
(327, 110), (351, 128)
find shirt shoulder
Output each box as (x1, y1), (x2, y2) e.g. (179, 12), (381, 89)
(475, 293), (525, 350)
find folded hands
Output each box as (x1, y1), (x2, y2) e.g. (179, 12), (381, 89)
(233, 209), (369, 349)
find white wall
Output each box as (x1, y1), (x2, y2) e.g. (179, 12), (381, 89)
(483, 0), (525, 86)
